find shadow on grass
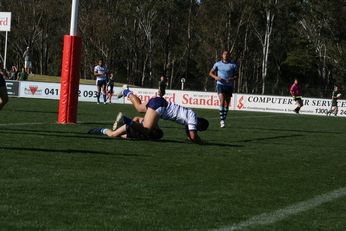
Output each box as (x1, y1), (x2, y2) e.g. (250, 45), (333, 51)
(160, 139), (244, 147)
(235, 134), (304, 143)
(0, 146), (151, 157)
(1, 128), (243, 147)
(0, 128), (102, 139)
(234, 126), (344, 135)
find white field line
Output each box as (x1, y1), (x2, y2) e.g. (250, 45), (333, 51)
(0, 120), (114, 127)
(211, 187), (346, 231)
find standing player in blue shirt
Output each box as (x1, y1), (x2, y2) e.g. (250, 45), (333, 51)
(209, 50), (238, 128)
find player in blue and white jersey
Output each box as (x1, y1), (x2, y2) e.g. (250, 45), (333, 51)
(209, 50), (238, 128)
(117, 86), (209, 144)
(94, 59), (108, 104)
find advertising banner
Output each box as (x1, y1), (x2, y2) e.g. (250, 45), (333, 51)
(5, 80), (19, 96)
(14, 81), (346, 117)
(19, 81), (124, 104)
(123, 88), (221, 109)
(233, 94), (346, 117)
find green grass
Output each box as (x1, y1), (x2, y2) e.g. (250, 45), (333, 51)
(0, 98), (346, 231)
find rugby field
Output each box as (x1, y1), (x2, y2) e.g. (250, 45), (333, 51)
(0, 98), (345, 231)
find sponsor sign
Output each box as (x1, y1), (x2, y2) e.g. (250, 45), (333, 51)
(5, 80), (19, 96)
(234, 94), (346, 117)
(18, 81), (124, 103)
(0, 12), (11, 31)
(13, 81), (346, 117)
(124, 88), (221, 109)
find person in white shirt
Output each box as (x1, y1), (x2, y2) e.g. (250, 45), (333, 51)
(94, 59), (108, 104)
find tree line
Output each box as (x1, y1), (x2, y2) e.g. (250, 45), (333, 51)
(1, 0), (346, 97)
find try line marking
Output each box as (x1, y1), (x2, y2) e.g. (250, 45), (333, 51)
(0, 115), (283, 127)
(0, 120), (114, 127)
(210, 187), (346, 231)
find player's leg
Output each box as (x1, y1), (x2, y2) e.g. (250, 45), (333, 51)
(117, 86), (147, 113)
(218, 92), (227, 128)
(293, 98), (302, 113)
(297, 98), (303, 112)
(88, 124), (127, 138)
(142, 108), (160, 130)
(332, 106), (338, 116)
(96, 82), (101, 104)
(101, 82), (107, 104)
(108, 85), (113, 103)
(223, 91), (232, 124)
(128, 93), (147, 113)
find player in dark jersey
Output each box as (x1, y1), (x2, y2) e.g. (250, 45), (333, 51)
(106, 72), (115, 103)
(88, 115), (163, 140)
(327, 84), (342, 116)
(0, 68), (9, 111)
(158, 76), (167, 97)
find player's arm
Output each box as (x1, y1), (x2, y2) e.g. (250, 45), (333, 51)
(94, 67), (103, 77)
(93, 69), (100, 77)
(229, 65), (239, 81)
(209, 68), (221, 81)
(290, 84), (298, 97)
(185, 127), (204, 144)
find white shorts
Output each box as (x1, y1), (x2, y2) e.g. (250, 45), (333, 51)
(24, 61), (32, 69)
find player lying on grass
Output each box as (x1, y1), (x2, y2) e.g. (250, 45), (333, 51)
(88, 115), (163, 140)
(117, 85), (209, 144)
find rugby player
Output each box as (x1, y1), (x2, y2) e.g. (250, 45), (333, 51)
(88, 115), (163, 140)
(117, 86), (209, 144)
(327, 84), (342, 116)
(290, 78), (303, 114)
(0, 68), (8, 111)
(209, 50), (238, 128)
(94, 59), (108, 104)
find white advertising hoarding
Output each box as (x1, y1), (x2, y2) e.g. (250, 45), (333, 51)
(15, 81), (346, 117)
(233, 94), (346, 116)
(19, 81), (124, 104)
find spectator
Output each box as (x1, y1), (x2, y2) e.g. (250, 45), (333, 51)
(9, 65), (18, 80)
(17, 67), (28, 81)
(23, 46), (32, 74)
(158, 76), (167, 97)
